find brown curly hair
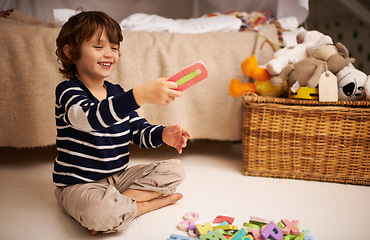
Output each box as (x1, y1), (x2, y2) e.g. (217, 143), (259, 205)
(55, 11), (123, 79)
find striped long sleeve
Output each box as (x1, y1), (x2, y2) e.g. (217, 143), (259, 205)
(53, 77), (164, 187)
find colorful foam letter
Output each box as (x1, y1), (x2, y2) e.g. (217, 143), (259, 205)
(260, 221), (283, 240)
(196, 223), (213, 235)
(183, 212), (200, 222)
(188, 224), (198, 238)
(167, 61), (208, 91)
(213, 225), (239, 231)
(242, 235), (254, 240)
(294, 232), (305, 240)
(199, 229), (228, 240)
(213, 215), (236, 224)
(249, 216), (270, 227)
(178, 220), (195, 232)
(281, 219), (300, 236)
(229, 228), (247, 240)
(168, 233), (191, 240)
(243, 222), (261, 231)
(251, 229), (267, 240)
(218, 221), (230, 226)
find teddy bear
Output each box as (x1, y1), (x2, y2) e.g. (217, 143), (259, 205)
(265, 29), (333, 76)
(270, 42), (355, 89)
(229, 55), (288, 97)
(337, 63), (369, 101)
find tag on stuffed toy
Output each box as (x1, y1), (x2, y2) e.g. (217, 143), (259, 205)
(319, 71), (338, 102)
(291, 81), (300, 93)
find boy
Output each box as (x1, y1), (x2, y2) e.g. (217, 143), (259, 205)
(53, 11), (191, 235)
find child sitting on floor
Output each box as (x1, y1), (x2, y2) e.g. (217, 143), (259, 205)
(53, 10), (191, 235)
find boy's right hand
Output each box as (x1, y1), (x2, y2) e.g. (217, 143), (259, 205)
(133, 77), (183, 106)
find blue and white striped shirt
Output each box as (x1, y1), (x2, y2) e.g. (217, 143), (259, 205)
(53, 77), (164, 187)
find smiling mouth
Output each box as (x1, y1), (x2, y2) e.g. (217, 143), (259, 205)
(99, 62), (112, 68)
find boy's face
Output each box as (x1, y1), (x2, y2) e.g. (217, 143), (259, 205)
(74, 28), (119, 83)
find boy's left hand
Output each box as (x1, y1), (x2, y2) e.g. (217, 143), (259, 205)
(162, 125), (192, 154)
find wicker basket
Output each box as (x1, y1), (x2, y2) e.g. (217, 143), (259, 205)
(242, 93), (370, 185)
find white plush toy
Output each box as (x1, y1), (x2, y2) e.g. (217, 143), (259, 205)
(365, 75), (370, 100)
(266, 30), (333, 76)
(337, 63), (368, 101)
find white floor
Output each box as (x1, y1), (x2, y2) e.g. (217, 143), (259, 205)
(0, 140), (369, 240)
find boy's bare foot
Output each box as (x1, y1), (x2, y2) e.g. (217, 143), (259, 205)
(136, 193), (183, 217)
(122, 189), (161, 202)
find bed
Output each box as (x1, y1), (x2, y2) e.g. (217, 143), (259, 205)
(0, 7), (294, 148)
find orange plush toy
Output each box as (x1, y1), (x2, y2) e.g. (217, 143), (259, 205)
(229, 79), (256, 97)
(229, 55), (288, 97)
(241, 55), (271, 82)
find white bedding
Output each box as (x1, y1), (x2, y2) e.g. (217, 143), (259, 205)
(52, 10), (243, 34)
(119, 13), (242, 34)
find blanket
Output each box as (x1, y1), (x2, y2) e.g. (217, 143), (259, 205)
(119, 13), (242, 33)
(0, 10), (279, 148)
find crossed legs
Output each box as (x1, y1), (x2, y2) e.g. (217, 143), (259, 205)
(87, 189), (183, 236)
(85, 159), (185, 235)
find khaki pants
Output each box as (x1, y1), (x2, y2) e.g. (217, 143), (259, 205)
(54, 159), (185, 233)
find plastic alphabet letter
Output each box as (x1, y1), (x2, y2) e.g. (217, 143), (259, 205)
(168, 233), (192, 240)
(189, 224), (198, 238)
(167, 61), (208, 91)
(249, 216), (270, 227)
(213, 215), (235, 224)
(243, 222), (261, 231)
(199, 229), (228, 240)
(196, 223), (213, 235)
(229, 228), (247, 240)
(178, 220), (195, 232)
(260, 221), (283, 240)
(294, 233), (305, 240)
(213, 225), (239, 231)
(251, 229), (268, 240)
(281, 219), (301, 236)
(183, 212), (200, 222)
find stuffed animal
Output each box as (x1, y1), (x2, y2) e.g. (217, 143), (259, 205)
(229, 79), (256, 97)
(270, 42), (354, 88)
(229, 55), (288, 97)
(337, 63), (369, 101)
(366, 76), (370, 100)
(266, 30), (333, 76)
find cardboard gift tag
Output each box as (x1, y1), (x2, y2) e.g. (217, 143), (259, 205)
(319, 71), (338, 102)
